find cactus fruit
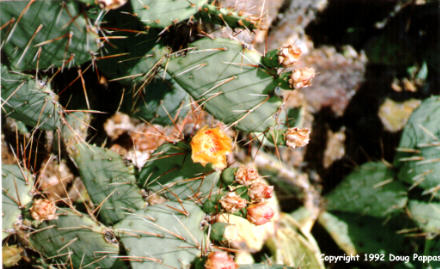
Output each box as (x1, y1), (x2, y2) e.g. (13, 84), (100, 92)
(394, 96), (440, 198)
(2, 165), (33, 239)
(326, 162), (408, 218)
(0, 0), (98, 71)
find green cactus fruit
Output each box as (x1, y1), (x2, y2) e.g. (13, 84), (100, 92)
(221, 167), (237, 186)
(266, 214), (325, 269)
(129, 76), (190, 125)
(326, 162), (407, 218)
(2, 165), (33, 239)
(30, 210), (119, 268)
(318, 211), (406, 256)
(130, 0), (207, 28)
(0, 0), (98, 71)
(166, 38), (283, 132)
(1, 66), (62, 130)
(197, 4), (258, 30)
(138, 142), (221, 202)
(408, 200), (440, 234)
(114, 200), (205, 269)
(72, 143), (145, 225)
(394, 96), (440, 198)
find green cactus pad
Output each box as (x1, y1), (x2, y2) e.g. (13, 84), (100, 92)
(326, 162), (407, 218)
(196, 4), (258, 30)
(129, 76), (190, 125)
(408, 200), (440, 234)
(72, 144), (145, 225)
(1, 67), (62, 130)
(166, 38), (283, 132)
(318, 211), (406, 255)
(138, 142), (221, 202)
(2, 165), (33, 239)
(0, 0), (98, 71)
(394, 96), (440, 198)
(30, 210), (119, 268)
(131, 0), (208, 28)
(114, 200), (206, 269)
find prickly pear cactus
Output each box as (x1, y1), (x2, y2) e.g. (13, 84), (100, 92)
(30, 210), (119, 268)
(394, 96), (440, 198)
(72, 143), (145, 225)
(326, 162), (408, 217)
(114, 200), (205, 269)
(1, 66), (62, 130)
(2, 165), (33, 239)
(138, 142), (221, 201)
(0, 0), (98, 71)
(166, 38), (283, 132)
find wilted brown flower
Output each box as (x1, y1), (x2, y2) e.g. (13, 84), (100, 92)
(285, 127), (310, 149)
(235, 165), (259, 185)
(289, 67), (315, 88)
(219, 192), (247, 213)
(278, 43), (302, 67)
(30, 199), (57, 221)
(248, 182), (273, 201)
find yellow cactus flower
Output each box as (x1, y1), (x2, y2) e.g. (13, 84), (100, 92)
(190, 126), (232, 170)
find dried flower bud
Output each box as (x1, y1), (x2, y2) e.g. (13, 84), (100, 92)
(289, 67), (315, 88)
(204, 252), (238, 269)
(248, 182), (273, 201)
(278, 44), (302, 67)
(30, 199), (57, 221)
(285, 127), (310, 149)
(247, 202), (274, 225)
(235, 165), (259, 185)
(219, 192), (247, 213)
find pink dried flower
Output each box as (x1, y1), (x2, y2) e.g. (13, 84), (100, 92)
(248, 182), (273, 201)
(285, 127), (310, 149)
(235, 165), (259, 185)
(247, 202), (274, 225)
(219, 192), (247, 213)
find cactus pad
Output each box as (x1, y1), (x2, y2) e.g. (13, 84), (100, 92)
(138, 142), (221, 202)
(394, 96), (440, 198)
(166, 38), (283, 132)
(318, 211), (406, 255)
(30, 210), (119, 268)
(1, 67), (62, 130)
(72, 144), (145, 225)
(0, 0), (97, 71)
(131, 0), (208, 28)
(2, 165), (33, 239)
(114, 200), (206, 269)
(408, 200), (440, 234)
(326, 162), (407, 218)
